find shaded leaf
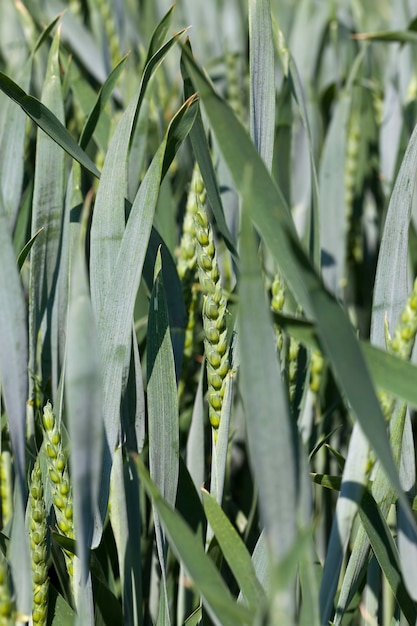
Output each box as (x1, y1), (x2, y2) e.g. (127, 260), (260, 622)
(135, 456), (254, 626)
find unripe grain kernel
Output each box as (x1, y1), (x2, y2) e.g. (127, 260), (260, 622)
(209, 411), (220, 429)
(200, 276), (214, 294)
(183, 240), (195, 259)
(217, 340), (228, 356)
(200, 253), (213, 271)
(0, 600), (12, 617)
(196, 210), (208, 228)
(215, 314), (226, 331)
(59, 480), (70, 496)
(210, 267), (220, 283)
(42, 406), (54, 431)
(204, 298), (219, 320)
(207, 350), (221, 368)
(46, 443), (57, 459)
(206, 241), (215, 257)
(49, 470), (60, 484)
(56, 453), (66, 472)
(65, 504), (73, 520)
(57, 519), (70, 534)
(34, 586), (48, 604)
(289, 340), (299, 361)
(33, 607), (47, 623)
(33, 568), (47, 585)
(32, 508), (44, 524)
(208, 391), (222, 411)
(206, 327), (220, 344)
(31, 484), (42, 499)
(196, 227), (209, 246)
(31, 530), (43, 546)
(310, 376), (320, 393)
(208, 371), (223, 390)
(217, 360), (229, 379)
(392, 337), (401, 352)
(401, 326), (413, 341)
(289, 361), (297, 381)
(213, 290), (222, 305)
(32, 546), (47, 564)
(195, 179), (204, 195)
(53, 494), (65, 509)
(401, 308), (412, 323)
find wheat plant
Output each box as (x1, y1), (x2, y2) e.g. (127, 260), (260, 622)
(1, 1), (417, 626)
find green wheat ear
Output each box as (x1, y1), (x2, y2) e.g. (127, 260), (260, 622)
(271, 272), (285, 352)
(378, 278), (417, 419)
(194, 192), (230, 430)
(176, 165), (205, 409)
(29, 457), (49, 626)
(309, 349), (324, 394)
(287, 335), (300, 402)
(0, 551), (14, 626)
(0, 450), (13, 528)
(178, 164), (203, 357)
(345, 104), (362, 264)
(42, 403), (74, 587)
(178, 165), (203, 282)
(271, 271), (324, 398)
(270, 272), (301, 403)
(96, 0), (121, 67)
(225, 50), (245, 122)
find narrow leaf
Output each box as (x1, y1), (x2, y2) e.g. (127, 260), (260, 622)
(202, 490), (266, 611)
(0, 191), (27, 500)
(249, 0), (275, 169)
(359, 491), (417, 624)
(94, 98), (194, 543)
(135, 456), (254, 626)
(79, 53), (129, 150)
(238, 209), (298, 617)
(66, 238), (103, 583)
(109, 449), (142, 626)
(0, 71), (100, 178)
(28, 29), (65, 398)
(147, 257), (179, 509)
(181, 41), (237, 257)
(371, 121), (417, 348)
(17, 227), (43, 272)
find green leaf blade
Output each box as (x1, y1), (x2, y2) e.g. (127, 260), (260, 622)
(135, 457), (254, 626)
(202, 491), (266, 611)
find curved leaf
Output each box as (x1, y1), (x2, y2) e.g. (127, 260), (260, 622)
(202, 490), (266, 611)
(0, 71), (100, 178)
(371, 121), (417, 347)
(135, 456), (254, 626)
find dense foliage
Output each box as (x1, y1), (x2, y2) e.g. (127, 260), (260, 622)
(1, 1), (417, 625)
